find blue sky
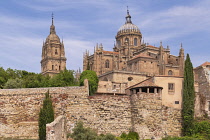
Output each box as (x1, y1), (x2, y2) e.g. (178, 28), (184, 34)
(0, 0), (210, 73)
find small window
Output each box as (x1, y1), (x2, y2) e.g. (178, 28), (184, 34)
(125, 38), (129, 44)
(105, 60), (109, 68)
(52, 65), (54, 70)
(175, 101), (179, 104)
(168, 83), (175, 91)
(113, 85), (116, 89)
(134, 38), (137, 46)
(168, 70), (173, 75)
(128, 77), (133, 81)
(55, 49), (58, 55)
(59, 66), (61, 70)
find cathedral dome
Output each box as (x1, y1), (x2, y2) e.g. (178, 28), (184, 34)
(45, 17), (61, 43)
(117, 10), (141, 35)
(118, 23), (140, 33)
(46, 33), (60, 42)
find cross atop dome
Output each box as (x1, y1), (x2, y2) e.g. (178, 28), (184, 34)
(126, 6), (132, 24)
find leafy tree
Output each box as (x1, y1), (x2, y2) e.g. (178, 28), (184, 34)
(0, 67), (8, 88)
(182, 54), (195, 136)
(3, 78), (23, 89)
(70, 121), (98, 140)
(39, 91), (54, 140)
(79, 70), (98, 95)
(50, 69), (76, 87)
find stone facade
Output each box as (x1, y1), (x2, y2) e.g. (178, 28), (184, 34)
(83, 10), (184, 77)
(194, 62), (210, 117)
(0, 80), (182, 140)
(130, 92), (182, 140)
(41, 15), (67, 77)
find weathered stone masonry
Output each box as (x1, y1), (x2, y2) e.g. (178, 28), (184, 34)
(0, 83), (182, 140)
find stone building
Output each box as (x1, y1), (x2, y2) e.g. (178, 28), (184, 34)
(41, 15), (67, 77)
(83, 9), (185, 109)
(83, 10), (185, 77)
(194, 62), (210, 117)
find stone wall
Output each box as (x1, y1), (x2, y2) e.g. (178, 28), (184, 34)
(131, 92), (182, 140)
(0, 85), (88, 139)
(194, 66), (210, 117)
(0, 79), (182, 140)
(46, 115), (66, 140)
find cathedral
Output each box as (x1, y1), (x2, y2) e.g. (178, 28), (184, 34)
(83, 10), (184, 76)
(83, 10), (185, 109)
(41, 15), (67, 77)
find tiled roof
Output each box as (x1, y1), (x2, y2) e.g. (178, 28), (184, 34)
(103, 51), (119, 54)
(127, 77), (162, 89)
(201, 61), (210, 66)
(147, 45), (158, 48)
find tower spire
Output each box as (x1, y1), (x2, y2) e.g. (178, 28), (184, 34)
(125, 6), (132, 24)
(50, 13), (56, 34)
(52, 13), (54, 25)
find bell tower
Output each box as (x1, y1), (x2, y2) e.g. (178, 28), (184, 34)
(41, 14), (67, 76)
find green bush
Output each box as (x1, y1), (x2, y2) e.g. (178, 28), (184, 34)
(79, 70), (98, 95)
(116, 131), (139, 140)
(69, 121), (116, 140)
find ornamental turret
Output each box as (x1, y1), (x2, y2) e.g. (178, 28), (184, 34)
(41, 14), (67, 77)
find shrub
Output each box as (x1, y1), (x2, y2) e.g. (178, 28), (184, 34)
(79, 70), (98, 95)
(70, 121), (116, 140)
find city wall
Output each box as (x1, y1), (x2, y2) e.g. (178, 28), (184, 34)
(0, 80), (182, 140)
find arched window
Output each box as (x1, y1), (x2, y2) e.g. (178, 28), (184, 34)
(55, 49), (58, 55)
(134, 38), (137, 46)
(125, 38), (129, 44)
(168, 70), (173, 75)
(117, 40), (121, 47)
(105, 60), (109, 68)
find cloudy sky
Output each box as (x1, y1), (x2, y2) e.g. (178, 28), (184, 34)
(0, 0), (210, 73)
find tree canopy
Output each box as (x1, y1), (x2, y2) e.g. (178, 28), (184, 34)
(0, 67), (78, 89)
(79, 70), (98, 95)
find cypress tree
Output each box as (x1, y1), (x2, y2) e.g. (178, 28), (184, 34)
(182, 53), (195, 136)
(39, 90), (54, 140)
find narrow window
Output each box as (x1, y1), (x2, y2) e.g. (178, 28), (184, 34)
(105, 60), (109, 68)
(125, 38), (129, 44)
(134, 38), (137, 46)
(168, 70), (173, 75)
(168, 83), (175, 92)
(55, 49), (57, 55)
(52, 65), (54, 70)
(59, 66), (61, 70)
(117, 40), (121, 47)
